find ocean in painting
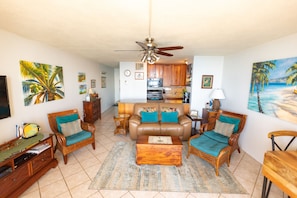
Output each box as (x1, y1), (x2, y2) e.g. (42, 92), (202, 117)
(248, 83), (297, 123)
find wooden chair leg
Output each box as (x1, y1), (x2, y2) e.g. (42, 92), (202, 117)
(92, 142), (95, 150)
(63, 155), (68, 164)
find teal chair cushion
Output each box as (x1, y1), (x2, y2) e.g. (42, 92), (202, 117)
(204, 131), (229, 144)
(56, 114), (79, 132)
(219, 115), (241, 133)
(190, 134), (228, 157)
(65, 131), (92, 146)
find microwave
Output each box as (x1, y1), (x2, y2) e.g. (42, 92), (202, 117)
(147, 78), (163, 88)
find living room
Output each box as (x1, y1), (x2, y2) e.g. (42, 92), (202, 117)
(1, 1), (297, 197)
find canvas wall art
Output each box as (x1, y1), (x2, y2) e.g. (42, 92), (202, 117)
(20, 60), (64, 106)
(248, 56), (297, 124)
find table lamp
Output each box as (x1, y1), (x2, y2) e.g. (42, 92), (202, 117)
(210, 88), (225, 111)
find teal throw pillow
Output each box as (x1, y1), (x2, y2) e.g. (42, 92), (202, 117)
(161, 111), (178, 123)
(219, 115), (241, 133)
(141, 111), (158, 123)
(56, 114), (79, 132)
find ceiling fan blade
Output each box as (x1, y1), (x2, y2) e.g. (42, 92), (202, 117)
(136, 41), (148, 50)
(157, 46), (184, 51)
(156, 51), (173, 56)
(114, 49), (143, 52)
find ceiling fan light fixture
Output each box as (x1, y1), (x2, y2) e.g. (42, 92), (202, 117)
(151, 53), (160, 61)
(141, 53), (148, 62)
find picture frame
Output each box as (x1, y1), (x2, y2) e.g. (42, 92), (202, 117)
(91, 79), (96, 88)
(201, 75), (213, 89)
(135, 72), (144, 80)
(101, 76), (106, 88)
(190, 110), (198, 117)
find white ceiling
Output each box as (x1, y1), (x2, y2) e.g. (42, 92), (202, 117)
(1, 0), (297, 67)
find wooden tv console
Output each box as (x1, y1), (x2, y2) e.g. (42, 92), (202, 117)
(0, 134), (58, 198)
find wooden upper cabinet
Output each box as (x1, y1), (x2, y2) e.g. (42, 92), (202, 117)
(163, 65), (172, 86)
(147, 63), (186, 86)
(171, 64), (187, 86)
(147, 64), (163, 78)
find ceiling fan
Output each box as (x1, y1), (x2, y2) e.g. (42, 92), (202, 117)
(116, 0), (184, 64)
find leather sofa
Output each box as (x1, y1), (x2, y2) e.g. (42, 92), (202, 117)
(129, 103), (192, 140)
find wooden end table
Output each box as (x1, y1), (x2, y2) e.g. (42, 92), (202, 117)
(136, 135), (183, 166)
(113, 114), (130, 135)
(186, 114), (203, 135)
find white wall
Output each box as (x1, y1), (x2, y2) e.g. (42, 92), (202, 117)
(119, 62), (147, 100)
(0, 29), (115, 144)
(190, 56), (224, 117)
(223, 33), (297, 162)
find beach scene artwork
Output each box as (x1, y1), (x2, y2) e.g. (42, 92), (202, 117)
(248, 56), (297, 124)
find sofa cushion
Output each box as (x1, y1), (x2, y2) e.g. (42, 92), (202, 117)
(213, 120), (234, 137)
(219, 115), (241, 133)
(204, 131), (229, 144)
(56, 114), (79, 132)
(65, 131), (92, 146)
(60, 119), (83, 137)
(190, 135), (228, 157)
(141, 107), (157, 112)
(141, 111), (158, 123)
(161, 111), (178, 123)
(161, 107), (177, 112)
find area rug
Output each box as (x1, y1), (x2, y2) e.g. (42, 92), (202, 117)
(89, 141), (247, 194)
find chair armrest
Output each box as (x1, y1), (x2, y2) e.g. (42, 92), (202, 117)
(200, 123), (209, 133)
(81, 121), (96, 133)
(228, 133), (240, 146)
(54, 132), (67, 146)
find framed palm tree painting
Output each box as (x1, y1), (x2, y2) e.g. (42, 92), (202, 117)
(248, 56), (297, 124)
(20, 60), (65, 106)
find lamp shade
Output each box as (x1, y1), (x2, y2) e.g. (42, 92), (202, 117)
(210, 89), (225, 99)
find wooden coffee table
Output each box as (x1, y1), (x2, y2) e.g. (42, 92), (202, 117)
(136, 135), (183, 166)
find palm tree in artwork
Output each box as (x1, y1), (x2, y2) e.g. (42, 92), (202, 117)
(20, 60), (64, 106)
(286, 62), (297, 85)
(250, 61), (276, 113)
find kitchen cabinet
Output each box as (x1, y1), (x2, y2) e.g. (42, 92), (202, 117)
(147, 64), (163, 78)
(147, 63), (187, 86)
(171, 64), (187, 86)
(163, 65), (172, 86)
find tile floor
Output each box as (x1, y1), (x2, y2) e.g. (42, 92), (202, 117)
(20, 107), (286, 198)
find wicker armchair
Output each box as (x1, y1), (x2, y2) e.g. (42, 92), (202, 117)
(48, 109), (96, 164)
(187, 110), (247, 176)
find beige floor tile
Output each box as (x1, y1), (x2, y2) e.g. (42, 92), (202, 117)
(19, 189), (41, 198)
(64, 170), (90, 189)
(38, 166), (63, 188)
(159, 191), (190, 198)
(85, 162), (103, 179)
(129, 191), (159, 198)
(189, 193), (219, 198)
(99, 190), (129, 198)
(40, 179), (69, 198)
(69, 181), (99, 198)
(59, 161), (84, 178)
